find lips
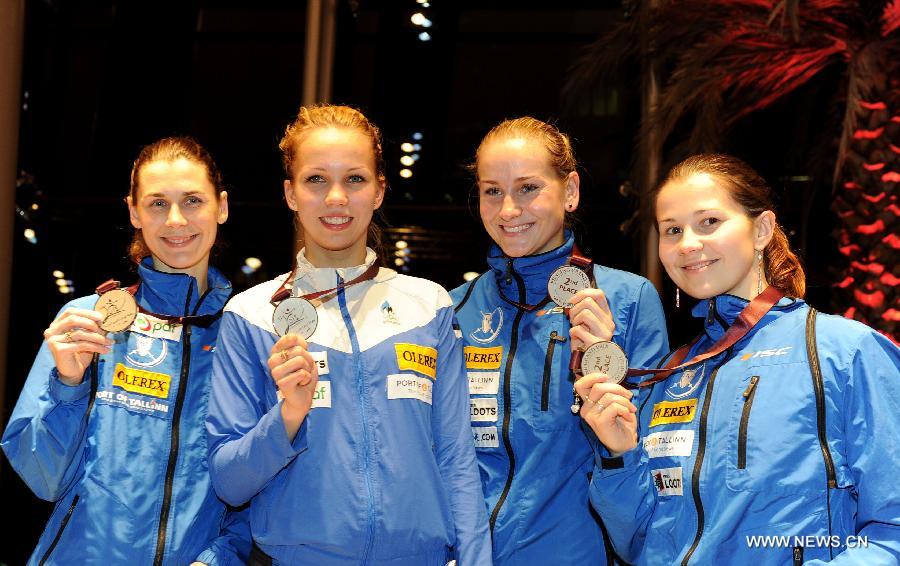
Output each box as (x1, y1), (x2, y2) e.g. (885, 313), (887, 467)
(682, 259), (718, 272)
(501, 223), (534, 234)
(161, 234), (198, 247)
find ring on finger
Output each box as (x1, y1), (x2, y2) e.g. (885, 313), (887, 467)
(594, 402), (606, 413)
(280, 349), (289, 363)
(64, 330), (73, 343)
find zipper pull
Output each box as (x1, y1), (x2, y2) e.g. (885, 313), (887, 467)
(504, 258), (514, 285)
(550, 330), (566, 343)
(742, 376), (759, 398)
(705, 297), (716, 326)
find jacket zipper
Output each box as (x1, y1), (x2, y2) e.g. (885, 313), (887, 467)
(336, 275), (377, 562)
(489, 266), (526, 535)
(154, 284), (199, 566)
(39, 494), (79, 565)
(541, 331), (566, 411)
(737, 376), (759, 470)
(681, 346), (733, 566)
(805, 310), (836, 488)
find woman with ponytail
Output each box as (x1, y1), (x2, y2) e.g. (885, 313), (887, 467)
(578, 154), (900, 565)
(2, 137), (249, 565)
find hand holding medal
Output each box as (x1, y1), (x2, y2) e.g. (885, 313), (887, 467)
(268, 333), (319, 435)
(573, 373), (639, 455)
(44, 307), (113, 385)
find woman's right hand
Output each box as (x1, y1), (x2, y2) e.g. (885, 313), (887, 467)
(44, 308), (113, 385)
(267, 334), (319, 439)
(575, 373), (639, 455)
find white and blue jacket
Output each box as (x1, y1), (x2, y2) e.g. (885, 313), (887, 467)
(206, 249), (491, 566)
(450, 235), (669, 565)
(1, 259), (248, 565)
(590, 294), (900, 565)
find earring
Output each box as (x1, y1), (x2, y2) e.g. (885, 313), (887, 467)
(676, 287), (680, 308)
(756, 250), (763, 295)
(566, 204), (573, 210)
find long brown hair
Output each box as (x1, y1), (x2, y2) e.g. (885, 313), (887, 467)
(656, 153), (806, 298)
(128, 137), (225, 264)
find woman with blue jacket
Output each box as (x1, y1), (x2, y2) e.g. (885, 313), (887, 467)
(205, 104), (491, 565)
(2, 137), (248, 565)
(580, 154), (900, 565)
(451, 117), (669, 564)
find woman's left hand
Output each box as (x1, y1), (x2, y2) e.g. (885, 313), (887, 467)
(568, 288), (615, 351)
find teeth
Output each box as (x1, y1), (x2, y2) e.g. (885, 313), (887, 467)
(322, 217), (350, 225)
(684, 260), (715, 271)
(165, 236), (195, 244)
(502, 224), (533, 233)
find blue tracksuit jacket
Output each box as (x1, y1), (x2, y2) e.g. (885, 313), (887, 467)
(1, 259), (248, 565)
(450, 235), (669, 565)
(590, 294), (900, 565)
(206, 249), (491, 565)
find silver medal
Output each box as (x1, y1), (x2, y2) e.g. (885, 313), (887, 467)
(580, 341), (628, 384)
(548, 265), (591, 307)
(273, 297), (318, 339)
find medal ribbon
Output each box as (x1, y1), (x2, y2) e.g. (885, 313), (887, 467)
(95, 279), (223, 327)
(269, 263), (380, 305)
(497, 245), (593, 312)
(621, 286), (785, 389)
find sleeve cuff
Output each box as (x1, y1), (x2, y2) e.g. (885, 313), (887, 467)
(261, 400), (309, 458)
(596, 445), (642, 475)
(194, 549), (216, 565)
(49, 369), (91, 403)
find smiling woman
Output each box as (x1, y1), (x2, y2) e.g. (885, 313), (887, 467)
(450, 117), (669, 565)
(205, 104), (491, 566)
(583, 154), (900, 565)
(1, 137), (249, 565)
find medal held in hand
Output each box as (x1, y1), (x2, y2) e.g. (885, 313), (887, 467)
(95, 288), (138, 332)
(548, 265), (591, 308)
(273, 297), (318, 339)
(580, 341), (628, 384)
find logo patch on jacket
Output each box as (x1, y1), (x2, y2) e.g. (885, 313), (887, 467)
(649, 399), (698, 427)
(666, 362), (706, 399)
(395, 343), (438, 379)
(468, 372), (500, 395)
(125, 334), (168, 368)
(130, 313), (182, 341)
(387, 373), (432, 404)
(644, 430), (694, 458)
(470, 397), (498, 422)
(472, 426), (499, 448)
(470, 307), (503, 344)
(113, 363), (171, 398)
(464, 346), (503, 369)
(381, 300), (400, 325)
(740, 346), (792, 361)
(652, 467), (683, 496)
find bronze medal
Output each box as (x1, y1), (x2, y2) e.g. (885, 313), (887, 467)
(95, 289), (139, 333)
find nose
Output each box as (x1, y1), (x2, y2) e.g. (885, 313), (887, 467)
(499, 193), (521, 220)
(166, 204), (188, 227)
(325, 183), (349, 206)
(678, 227), (702, 254)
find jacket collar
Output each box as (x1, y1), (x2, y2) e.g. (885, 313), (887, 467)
(691, 292), (802, 343)
(291, 247), (391, 292)
(133, 257), (232, 317)
(486, 231), (575, 305)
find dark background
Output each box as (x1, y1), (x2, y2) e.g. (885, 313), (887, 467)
(1, 1), (840, 563)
